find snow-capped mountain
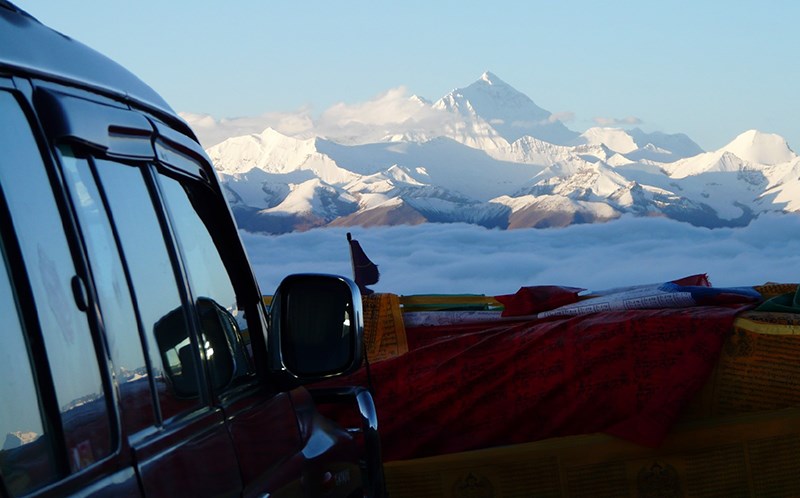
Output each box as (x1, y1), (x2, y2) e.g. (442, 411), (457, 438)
(3, 431), (39, 450)
(208, 73), (798, 234)
(432, 71), (579, 146)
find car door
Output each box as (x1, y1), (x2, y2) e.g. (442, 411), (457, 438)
(146, 127), (313, 497)
(34, 85), (243, 497)
(0, 82), (140, 496)
(148, 121), (366, 497)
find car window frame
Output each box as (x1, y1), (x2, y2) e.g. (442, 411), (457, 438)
(50, 106), (247, 497)
(2, 78), (281, 497)
(56, 145), (161, 438)
(39, 84), (268, 412)
(0, 81), (126, 495)
(151, 161), (269, 398)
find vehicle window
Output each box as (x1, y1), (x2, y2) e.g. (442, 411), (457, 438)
(157, 171), (255, 394)
(93, 159), (202, 421)
(0, 91), (112, 474)
(0, 239), (59, 496)
(58, 147), (156, 434)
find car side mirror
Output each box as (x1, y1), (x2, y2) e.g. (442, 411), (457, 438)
(269, 274), (364, 381)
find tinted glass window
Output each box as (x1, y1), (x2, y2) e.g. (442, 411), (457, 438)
(0, 91), (111, 473)
(59, 148), (156, 434)
(158, 172), (255, 393)
(0, 239), (58, 496)
(94, 160), (201, 420)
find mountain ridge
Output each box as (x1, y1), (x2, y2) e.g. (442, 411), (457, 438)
(209, 73), (798, 234)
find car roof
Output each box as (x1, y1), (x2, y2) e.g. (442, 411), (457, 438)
(0, 1), (191, 136)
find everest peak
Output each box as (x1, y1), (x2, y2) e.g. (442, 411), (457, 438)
(433, 72), (579, 145)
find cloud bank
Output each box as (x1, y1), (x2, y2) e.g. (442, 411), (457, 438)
(183, 86), (460, 148)
(242, 214), (800, 297)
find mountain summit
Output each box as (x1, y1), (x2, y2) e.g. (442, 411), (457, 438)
(721, 130), (795, 166)
(433, 72), (579, 145)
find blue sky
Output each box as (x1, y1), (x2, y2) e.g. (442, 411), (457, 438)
(22, 1), (800, 151)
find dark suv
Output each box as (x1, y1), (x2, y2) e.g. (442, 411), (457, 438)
(0, 3), (382, 497)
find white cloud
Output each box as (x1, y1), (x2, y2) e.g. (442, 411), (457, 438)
(593, 116), (643, 126)
(549, 111), (575, 123)
(242, 214), (800, 297)
(181, 109), (316, 148)
(182, 86), (459, 148)
(315, 87), (458, 143)
(319, 87), (424, 126)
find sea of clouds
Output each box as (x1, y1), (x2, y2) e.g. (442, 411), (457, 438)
(241, 214), (800, 297)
